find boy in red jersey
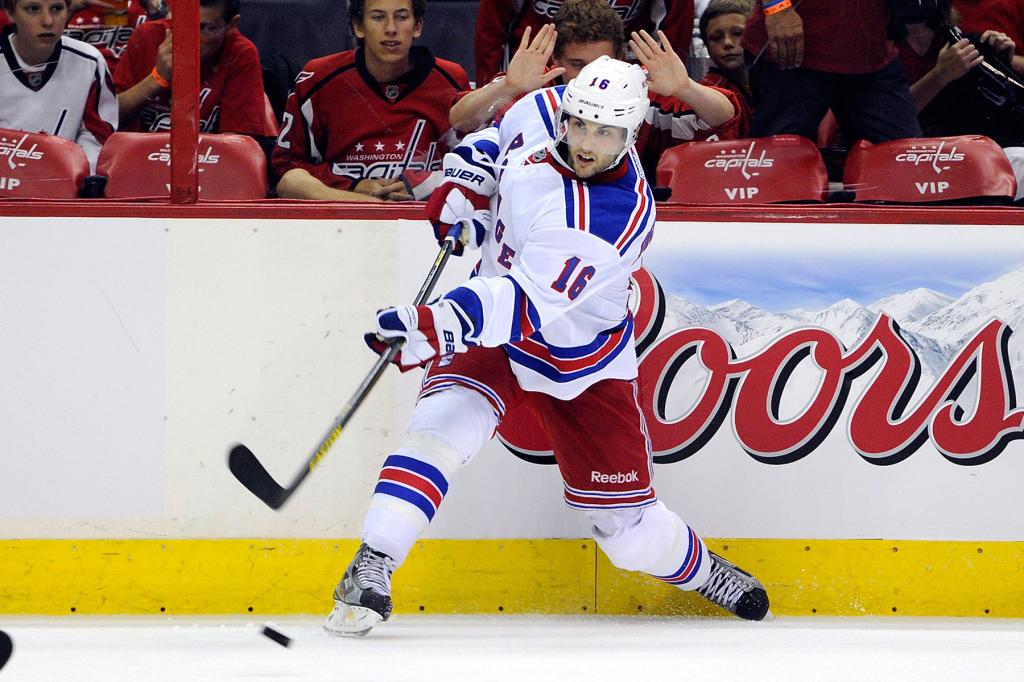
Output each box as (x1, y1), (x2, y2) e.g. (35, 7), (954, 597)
(272, 0), (470, 202)
(695, 0), (752, 140)
(114, 0), (275, 137)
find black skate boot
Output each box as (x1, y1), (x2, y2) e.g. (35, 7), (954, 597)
(696, 551), (770, 621)
(323, 543), (396, 637)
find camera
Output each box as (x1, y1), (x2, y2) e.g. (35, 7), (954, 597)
(938, 21), (1024, 147)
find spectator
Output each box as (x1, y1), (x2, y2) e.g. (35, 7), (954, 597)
(696, 0), (752, 138)
(451, 0), (739, 178)
(743, 0), (922, 143)
(955, 0), (1024, 76)
(451, 0), (628, 132)
(272, 0), (470, 202)
(0, 0), (118, 171)
(898, 2), (1024, 199)
(114, 0), (276, 139)
(474, 0), (695, 85)
(63, 0), (152, 71)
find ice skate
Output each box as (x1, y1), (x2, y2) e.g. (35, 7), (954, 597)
(323, 543), (396, 637)
(696, 551), (770, 621)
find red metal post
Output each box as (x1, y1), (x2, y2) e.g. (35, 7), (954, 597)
(170, 0), (200, 203)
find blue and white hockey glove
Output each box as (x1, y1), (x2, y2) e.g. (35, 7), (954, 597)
(424, 182), (491, 257)
(364, 300), (471, 369)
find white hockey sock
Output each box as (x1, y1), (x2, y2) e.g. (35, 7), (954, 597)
(362, 387), (497, 567)
(588, 501), (712, 591)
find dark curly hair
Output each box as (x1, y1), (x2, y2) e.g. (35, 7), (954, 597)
(553, 0), (625, 58)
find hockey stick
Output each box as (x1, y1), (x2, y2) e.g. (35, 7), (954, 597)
(0, 630), (12, 671)
(227, 228), (462, 510)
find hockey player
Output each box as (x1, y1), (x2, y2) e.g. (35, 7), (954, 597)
(272, 0), (469, 202)
(324, 52), (770, 638)
(0, 0), (118, 172)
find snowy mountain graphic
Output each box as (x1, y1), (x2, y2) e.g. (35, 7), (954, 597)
(656, 266), (1024, 407)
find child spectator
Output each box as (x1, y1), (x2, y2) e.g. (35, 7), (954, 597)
(474, 0), (695, 85)
(696, 0), (752, 139)
(272, 0), (470, 202)
(114, 0), (275, 138)
(0, 0), (118, 171)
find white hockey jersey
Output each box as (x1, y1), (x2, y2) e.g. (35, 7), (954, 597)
(0, 27), (118, 172)
(441, 86), (656, 400)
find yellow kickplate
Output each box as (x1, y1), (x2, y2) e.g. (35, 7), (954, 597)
(0, 538), (1020, 617)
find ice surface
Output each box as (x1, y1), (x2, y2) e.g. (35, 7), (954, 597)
(0, 615), (1021, 681)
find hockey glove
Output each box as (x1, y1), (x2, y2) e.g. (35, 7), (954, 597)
(364, 299), (470, 369)
(424, 182), (491, 257)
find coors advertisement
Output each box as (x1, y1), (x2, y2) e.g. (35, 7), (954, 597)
(497, 221), (1024, 474)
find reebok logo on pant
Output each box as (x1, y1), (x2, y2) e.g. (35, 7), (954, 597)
(590, 470), (639, 484)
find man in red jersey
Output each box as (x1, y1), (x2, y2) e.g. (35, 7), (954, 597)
(743, 0), (921, 142)
(114, 0), (275, 137)
(272, 0), (470, 202)
(474, 0), (695, 85)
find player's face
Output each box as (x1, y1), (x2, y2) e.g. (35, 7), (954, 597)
(553, 40), (617, 82)
(355, 0), (423, 69)
(564, 115), (627, 178)
(705, 13), (746, 74)
(198, 3), (238, 63)
(10, 0), (68, 61)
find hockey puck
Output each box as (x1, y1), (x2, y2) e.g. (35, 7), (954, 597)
(0, 630), (12, 670)
(261, 624), (292, 648)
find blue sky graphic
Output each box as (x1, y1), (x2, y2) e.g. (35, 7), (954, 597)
(645, 226), (1024, 312)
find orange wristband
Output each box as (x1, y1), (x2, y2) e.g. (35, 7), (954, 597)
(764, 0), (792, 15)
(150, 67), (170, 88)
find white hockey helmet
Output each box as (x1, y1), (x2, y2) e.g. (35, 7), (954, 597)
(555, 55), (649, 168)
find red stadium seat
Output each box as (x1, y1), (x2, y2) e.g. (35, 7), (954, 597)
(655, 135), (828, 203)
(844, 135), (1017, 204)
(97, 132), (268, 199)
(0, 128), (90, 199)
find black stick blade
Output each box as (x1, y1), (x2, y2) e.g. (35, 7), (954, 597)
(0, 630), (12, 671)
(228, 444), (289, 510)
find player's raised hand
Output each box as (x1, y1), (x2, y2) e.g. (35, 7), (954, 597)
(505, 24), (566, 94)
(630, 30), (689, 97)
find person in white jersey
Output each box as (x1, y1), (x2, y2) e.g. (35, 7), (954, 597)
(0, 0), (117, 172)
(326, 42), (770, 638)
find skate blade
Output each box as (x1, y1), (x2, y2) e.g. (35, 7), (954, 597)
(323, 603), (382, 638)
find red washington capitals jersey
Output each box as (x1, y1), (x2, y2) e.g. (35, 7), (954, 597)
(0, 28), (117, 172)
(64, 1), (149, 71)
(271, 47), (469, 191)
(474, 0), (694, 84)
(114, 19), (275, 136)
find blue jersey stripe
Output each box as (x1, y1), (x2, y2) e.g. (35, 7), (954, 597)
(504, 324), (633, 382)
(534, 91), (556, 139)
(562, 176), (576, 229)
